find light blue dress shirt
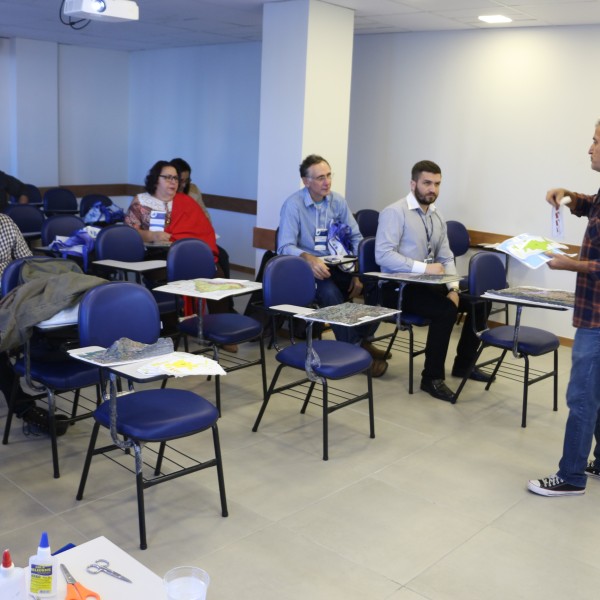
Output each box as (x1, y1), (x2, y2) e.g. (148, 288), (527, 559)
(277, 188), (363, 257)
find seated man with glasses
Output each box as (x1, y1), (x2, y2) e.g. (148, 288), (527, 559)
(277, 154), (388, 377)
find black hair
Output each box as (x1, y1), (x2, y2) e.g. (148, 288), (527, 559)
(299, 154), (330, 178)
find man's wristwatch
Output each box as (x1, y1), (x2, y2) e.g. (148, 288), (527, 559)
(449, 287), (460, 294)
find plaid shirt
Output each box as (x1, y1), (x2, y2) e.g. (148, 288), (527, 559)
(0, 213), (32, 285)
(567, 190), (600, 328)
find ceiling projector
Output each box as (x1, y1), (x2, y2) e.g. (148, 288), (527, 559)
(63, 0), (139, 22)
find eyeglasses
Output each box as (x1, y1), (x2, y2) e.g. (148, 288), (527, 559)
(159, 174), (180, 182)
(309, 173), (333, 183)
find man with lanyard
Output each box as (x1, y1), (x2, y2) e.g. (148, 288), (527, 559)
(528, 120), (600, 496)
(375, 160), (491, 402)
(278, 154), (388, 377)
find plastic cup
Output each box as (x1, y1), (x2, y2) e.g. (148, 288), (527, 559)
(164, 566), (210, 600)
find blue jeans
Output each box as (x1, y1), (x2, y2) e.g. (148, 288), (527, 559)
(557, 327), (600, 488)
(315, 271), (377, 345)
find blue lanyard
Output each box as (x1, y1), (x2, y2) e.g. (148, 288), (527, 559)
(418, 210), (433, 260)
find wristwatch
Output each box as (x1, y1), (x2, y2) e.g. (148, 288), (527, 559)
(449, 287), (460, 294)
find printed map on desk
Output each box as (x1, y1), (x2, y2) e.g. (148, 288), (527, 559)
(482, 286), (575, 309)
(136, 352), (226, 377)
(364, 272), (462, 285)
(495, 233), (569, 269)
(155, 278), (261, 300)
(296, 302), (399, 326)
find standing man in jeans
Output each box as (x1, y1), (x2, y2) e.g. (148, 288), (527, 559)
(278, 154), (388, 377)
(528, 120), (600, 496)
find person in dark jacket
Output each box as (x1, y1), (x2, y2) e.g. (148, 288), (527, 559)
(0, 170), (29, 211)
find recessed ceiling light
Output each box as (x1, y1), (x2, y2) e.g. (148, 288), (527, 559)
(478, 15), (513, 24)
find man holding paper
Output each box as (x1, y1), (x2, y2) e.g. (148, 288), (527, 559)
(528, 120), (600, 496)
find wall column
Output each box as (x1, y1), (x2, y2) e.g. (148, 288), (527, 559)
(255, 0), (354, 262)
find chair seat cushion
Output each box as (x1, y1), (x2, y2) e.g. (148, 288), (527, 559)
(94, 388), (219, 441)
(401, 313), (431, 327)
(276, 339), (372, 379)
(179, 313), (262, 344)
(481, 325), (559, 356)
(14, 357), (99, 390)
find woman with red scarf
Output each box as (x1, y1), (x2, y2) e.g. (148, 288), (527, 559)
(125, 161), (237, 349)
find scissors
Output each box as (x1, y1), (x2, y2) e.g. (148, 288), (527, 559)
(86, 559), (132, 583)
(60, 564), (100, 600)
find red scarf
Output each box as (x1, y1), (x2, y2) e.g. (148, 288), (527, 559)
(166, 193), (219, 261)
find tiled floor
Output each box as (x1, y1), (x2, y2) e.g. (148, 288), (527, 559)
(2, 316), (599, 600)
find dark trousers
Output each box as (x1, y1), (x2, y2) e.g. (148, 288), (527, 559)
(0, 351), (16, 406)
(381, 283), (485, 380)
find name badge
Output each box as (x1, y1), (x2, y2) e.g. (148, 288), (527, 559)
(149, 210), (166, 231)
(314, 227), (327, 252)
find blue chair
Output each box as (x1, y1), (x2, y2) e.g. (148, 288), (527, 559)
(42, 187), (78, 216)
(453, 252), (560, 427)
(4, 204), (45, 242)
(9, 183), (42, 206)
(354, 209), (379, 238)
(1, 256), (101, 478)
(446, 220), (470, 259)
(252, 255), (375, 461)
(75, 281), (228, 550)
(79, 193), (112, 221)
(166, 238), (267, 416)
(40, 214), (84, 246)
(357, 236), (431, 394)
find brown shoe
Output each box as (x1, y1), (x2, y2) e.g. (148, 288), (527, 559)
(221, 344), (239, 353)
(361, 341), (392, 360)
(370, 358), (388, 378)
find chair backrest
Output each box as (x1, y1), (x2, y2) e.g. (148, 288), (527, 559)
(446, 220), (470, 258)
(43, 187), (78, 214)
(41, 214), (84, 245)
(262, 255), (315, 308)
(10, 183), (42, 205)
(167, 238), (216, 281)
(95, 224), (145, 262)
(79, 193), (112, 218)
(79, 281), (160, 348)
(468, 252), (507, 297)
(357, 236), (379, 275)
(355, 209), (379, 238)
(1, 256), (67, 296)
(4, 204), (45, 234)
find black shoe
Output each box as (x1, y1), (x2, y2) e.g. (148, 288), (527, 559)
(451, 366), (495, 383)
(420, 378), (455, 402)
(21, 406), (69, 437)
(527, 475), (585, 496)
(585, 461), (600, 480)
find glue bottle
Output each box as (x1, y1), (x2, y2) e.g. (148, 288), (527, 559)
(28, 532), (57, 598)
(1, 548), (26, 599)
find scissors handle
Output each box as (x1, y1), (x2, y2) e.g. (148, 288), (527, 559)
(67, 581), (101, 600)
(86, 560), (132, 583)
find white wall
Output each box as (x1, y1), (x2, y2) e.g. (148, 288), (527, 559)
(347, 26), (600, 338)
(127, 43), (261, 197)
(58, 45), (130, 185)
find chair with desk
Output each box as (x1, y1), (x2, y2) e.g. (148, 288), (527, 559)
(452, 252), (561, 427)
(252, 254), (381, 461)
(1, 256), (103, 478)
(74, 281), (228, 549)
(165, 238), (267, 416)
(357, 236), (432, 394)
